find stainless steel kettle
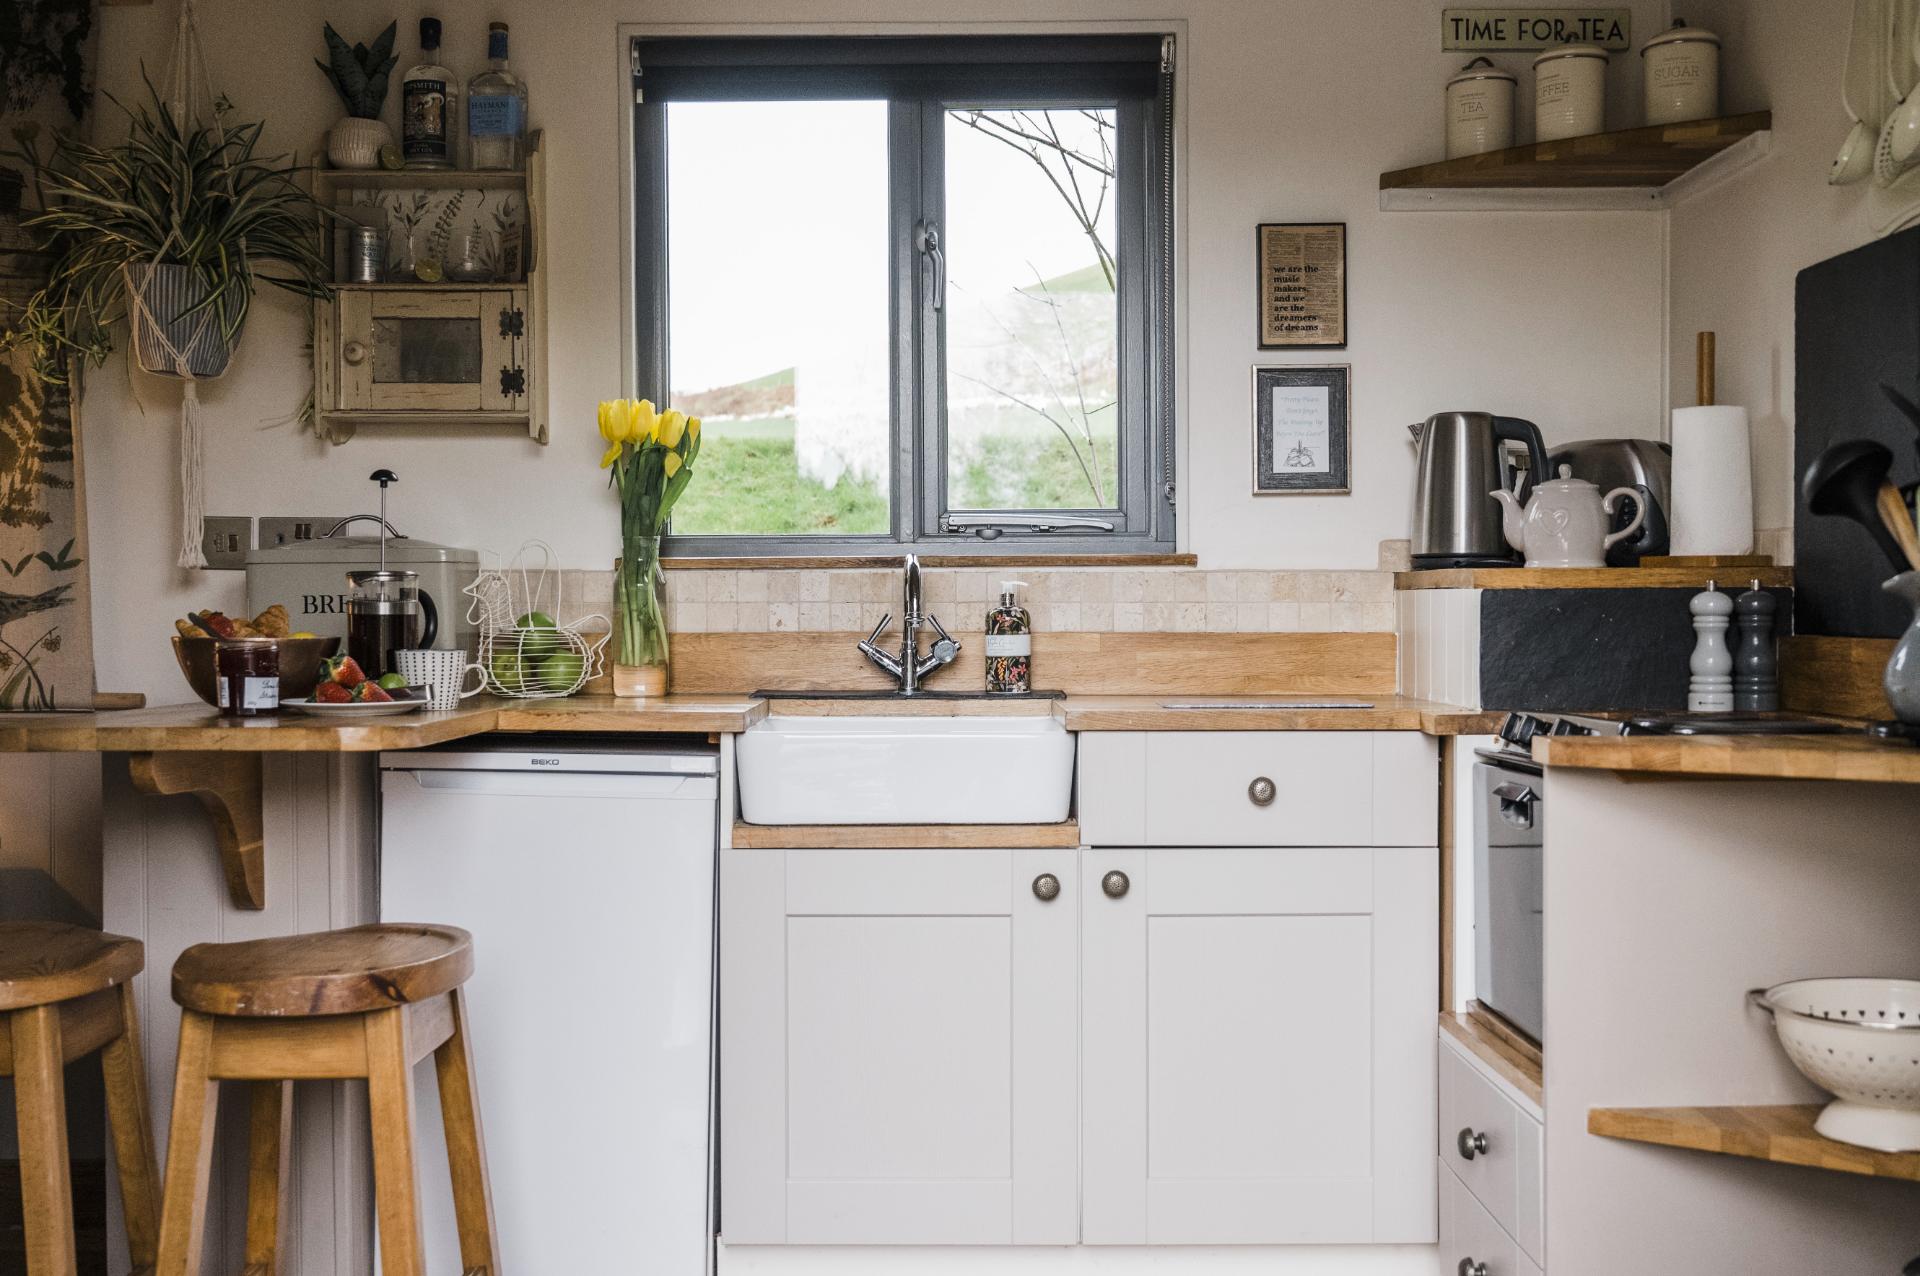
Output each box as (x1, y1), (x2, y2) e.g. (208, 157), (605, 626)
(1409, 412), (1551, 568)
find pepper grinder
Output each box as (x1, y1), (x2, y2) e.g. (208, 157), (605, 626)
(1733, 580), (1779, 712)
(1687, 582), (1734, 713)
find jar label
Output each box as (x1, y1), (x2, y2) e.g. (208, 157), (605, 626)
(221, 676), (280, 711)
(403, 80), (450, 160)
(469, 95), (523, 137)
(985, 634), (1031, 657)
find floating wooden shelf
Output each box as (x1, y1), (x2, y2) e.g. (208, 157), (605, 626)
(1589, 1105), (1920, 1182)
(1380, 111), (1771, 211)
(1397, 565), (1792, 591)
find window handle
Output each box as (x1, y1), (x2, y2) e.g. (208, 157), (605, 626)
(917, 221), (945, 311)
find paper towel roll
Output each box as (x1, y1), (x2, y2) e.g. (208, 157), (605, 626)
(1670, 405), (1753, 556)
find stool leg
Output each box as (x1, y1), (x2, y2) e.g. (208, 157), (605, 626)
(243, 1080), (294, 1274)
(99, 981), (161, 1268)
(433, 989), (499, 1274)
(365, 1006), (428, 1276)
(155, 1010), (220, 1276)
(12, 1004), (78, 1276)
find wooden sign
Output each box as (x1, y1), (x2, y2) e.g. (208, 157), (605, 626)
(1256, 223), (1346, 349)
(1442, 8), (1632, 51)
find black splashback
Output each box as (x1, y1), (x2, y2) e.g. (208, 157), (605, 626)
(1794, 227), (1920, 638)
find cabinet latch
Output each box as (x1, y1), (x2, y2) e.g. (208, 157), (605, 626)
(498, 307), (525, 338)
(500, 366), (526, 397)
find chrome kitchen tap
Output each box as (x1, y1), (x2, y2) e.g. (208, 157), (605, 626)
(857, 555), (960, 695)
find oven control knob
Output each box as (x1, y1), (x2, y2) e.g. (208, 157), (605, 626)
(1456, 1127), (1490, 1160)
(1499, 713), (1545, 749)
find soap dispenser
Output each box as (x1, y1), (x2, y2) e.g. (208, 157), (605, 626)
(985, 581), (1033, 695)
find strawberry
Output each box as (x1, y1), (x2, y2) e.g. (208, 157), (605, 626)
(356, 682), (393, 703)
(313, 680), (353, 703)
(324, 655), (367, 688)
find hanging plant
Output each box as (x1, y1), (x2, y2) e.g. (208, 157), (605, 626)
(0, 0), (92, 121)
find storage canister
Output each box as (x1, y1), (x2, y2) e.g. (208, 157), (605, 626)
(1641, 19), (1719, 126)
(1533, 44), (1608, 141)
(1445, 58), (1517, 158)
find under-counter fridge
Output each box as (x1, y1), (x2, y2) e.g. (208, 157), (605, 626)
(379, 738), (720, 1274)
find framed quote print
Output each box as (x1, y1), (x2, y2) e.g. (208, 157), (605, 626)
(1253, 365), (1350, 495)
(1257, 222), (1347, 348)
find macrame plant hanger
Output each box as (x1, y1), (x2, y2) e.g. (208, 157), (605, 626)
(135, 0), (236, 568)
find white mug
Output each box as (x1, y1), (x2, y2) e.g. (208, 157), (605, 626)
(395, 648), (487, 711)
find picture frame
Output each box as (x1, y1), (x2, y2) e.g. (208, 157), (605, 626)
(1252, 364), (1350, 495)
(1256, 222), (1347, 349)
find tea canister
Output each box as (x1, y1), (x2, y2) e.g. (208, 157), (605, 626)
(1641, 19), (1720, 126)
(1533, 44), (1609, 142)
(1446, 58), (1517, 158)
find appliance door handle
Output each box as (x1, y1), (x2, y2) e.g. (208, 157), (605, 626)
(1491, 781), (1537, 828)
(386, 770), (716, 800)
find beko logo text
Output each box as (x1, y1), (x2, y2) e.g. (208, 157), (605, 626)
(529, 758), (561, 767)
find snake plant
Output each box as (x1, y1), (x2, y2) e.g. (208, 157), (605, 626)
(316, 21), (397, 120)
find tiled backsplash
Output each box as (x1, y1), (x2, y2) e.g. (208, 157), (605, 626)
(563, 568), (1397, 635)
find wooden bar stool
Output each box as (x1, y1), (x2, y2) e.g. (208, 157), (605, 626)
(153, 923), (498, 1276)
(0, 921), (161, 1276)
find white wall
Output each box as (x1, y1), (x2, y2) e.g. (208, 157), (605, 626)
(84, 0), (1667, 699)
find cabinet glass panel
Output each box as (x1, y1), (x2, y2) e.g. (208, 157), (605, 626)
(371, 317), (483, 384)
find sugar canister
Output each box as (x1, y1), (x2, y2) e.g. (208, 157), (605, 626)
(1445, 58), (1517, 158)
(1533, 44), (1608, 141)
(1640, 19), (1719, 126)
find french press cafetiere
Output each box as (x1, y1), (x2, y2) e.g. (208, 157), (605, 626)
(342, 471), (438, 677)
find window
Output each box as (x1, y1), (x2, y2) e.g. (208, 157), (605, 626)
(631, 34), (1175, 556)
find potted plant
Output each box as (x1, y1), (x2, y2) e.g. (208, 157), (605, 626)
(597, 398), (702, 696)
(316, 21), (397, 170)
(1, 75), (332, 381)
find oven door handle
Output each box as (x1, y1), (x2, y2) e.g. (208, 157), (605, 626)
(1491, 781), (1538, 829)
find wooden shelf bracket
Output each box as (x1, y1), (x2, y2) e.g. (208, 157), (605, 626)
(127, 752), (266, 910)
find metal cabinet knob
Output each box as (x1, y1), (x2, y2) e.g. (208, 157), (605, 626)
(1456, 1127), (1490, 1160)
(1457, 1260), (1488, 1276)
(1102, 870), (1131, 899)
(341, 340), (368, 366)
(1247, 776), (1277, 806)
(1032, 873), (1061, 902)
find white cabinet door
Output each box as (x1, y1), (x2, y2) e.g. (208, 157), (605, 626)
(1082, 845), (1437, 1244)
(721, 847), (1078, 1245)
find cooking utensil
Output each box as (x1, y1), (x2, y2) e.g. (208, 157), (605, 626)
(1410, 411), (1550, 568)
(171, 635), (340, 709)
(1880, 482), (1920, 567)
(1802, 439), (1913, 574)
(1749, 978), (1920, 1152)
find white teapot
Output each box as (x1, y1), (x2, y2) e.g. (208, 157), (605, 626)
(1490, 465), (1646, 568)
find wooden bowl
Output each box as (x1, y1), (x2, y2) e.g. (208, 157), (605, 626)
(171, 636), (341, 708)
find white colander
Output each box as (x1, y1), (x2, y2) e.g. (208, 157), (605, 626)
(1749, 978), (1920, 1152)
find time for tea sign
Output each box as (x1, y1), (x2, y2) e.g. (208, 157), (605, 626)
(1442, 8), (1632, 51)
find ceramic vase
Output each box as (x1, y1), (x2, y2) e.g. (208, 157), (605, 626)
(1884, 572), (1920, 725)
(326, 116), (392, 170)
(613, 535), (669, 697)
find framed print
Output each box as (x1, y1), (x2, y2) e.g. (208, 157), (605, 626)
(1253, 365), (1349, 495)
(1257, 222), (1347, 349)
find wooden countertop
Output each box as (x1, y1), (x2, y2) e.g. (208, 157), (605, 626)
(1056, 695), (1501, 735)
(1533, 731), (1920, 784)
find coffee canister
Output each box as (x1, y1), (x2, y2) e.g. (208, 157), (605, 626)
(1640, 19), (1720, 125)
(1446, 57), (1517, 158)
(1533, 44), (1609, 141)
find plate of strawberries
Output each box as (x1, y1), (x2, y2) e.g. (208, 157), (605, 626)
(284, 656), (427, 717)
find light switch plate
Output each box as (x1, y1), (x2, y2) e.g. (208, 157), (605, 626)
(200, 516), (252, 570)
(259, 514), (353, 548)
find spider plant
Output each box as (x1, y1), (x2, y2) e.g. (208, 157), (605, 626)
(1, 72), (332, 382)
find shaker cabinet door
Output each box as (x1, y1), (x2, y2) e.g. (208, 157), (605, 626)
(1081, 845), (1437, 1245)
(335, 288), (527, 413)
(721, 847), (1078, 1246)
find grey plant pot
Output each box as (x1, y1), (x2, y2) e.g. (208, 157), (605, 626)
(125, 262), (234, 379)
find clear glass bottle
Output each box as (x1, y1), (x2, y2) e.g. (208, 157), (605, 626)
(467, 23), (528, 171)
(401, 18), (457, 170)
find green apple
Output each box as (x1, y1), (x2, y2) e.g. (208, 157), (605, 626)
(540, 651), (585, 691)
(515, 611), (557, 630)
(489, 649), (527, 692)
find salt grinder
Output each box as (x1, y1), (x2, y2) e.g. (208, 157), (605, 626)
(1732, 580), (1779, 712)
(1687, 581), (1734, 713)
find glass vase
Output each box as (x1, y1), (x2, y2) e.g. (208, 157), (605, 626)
(614, 534), (669, 697)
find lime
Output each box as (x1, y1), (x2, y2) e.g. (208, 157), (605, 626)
(289, 630), (318, 639)
(540, 651), (585, 691)
(413, 257), (443, 283)
(515, 611), (557, 629)
(377, 672), (408, 691)
(378, 142), (403, 171)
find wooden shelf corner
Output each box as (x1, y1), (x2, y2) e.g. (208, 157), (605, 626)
(1589, 1104), (1920, 1182)
(127, 752), (266, 910)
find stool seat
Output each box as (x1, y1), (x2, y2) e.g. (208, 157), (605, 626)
(0, 921), (144, 1012)
(171, 923), (473, 1017)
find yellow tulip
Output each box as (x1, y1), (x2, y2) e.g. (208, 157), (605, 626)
(629, 398), (659, 444)
(600, 439), (622, 468)
(664, 450), (683, 478)
(597, 400), (616, 442)
(688, 417), (701, 444)
(658, 409), (687, 449)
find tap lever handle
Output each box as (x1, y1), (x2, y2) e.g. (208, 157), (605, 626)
(866, 613), (892, 644)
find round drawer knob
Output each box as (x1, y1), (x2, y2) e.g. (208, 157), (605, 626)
(341, 340), (368, 366)
(1458, 1260), (1488, 1276)
(1456, 1127), (1490, 1160)
(1248, 776), (1277, 807)
(1102, 870), (1131, 899)
(1032, 873), (1061, 902)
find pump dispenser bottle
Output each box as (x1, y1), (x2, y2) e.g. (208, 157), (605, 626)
(985, 581), (1032, 694)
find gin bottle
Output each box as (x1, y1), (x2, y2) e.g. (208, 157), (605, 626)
(401, 18), (457, 170)
(467, 23), (527, 171)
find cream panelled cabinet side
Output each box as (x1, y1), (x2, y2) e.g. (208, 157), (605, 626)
(720, 846), (1079, 1245)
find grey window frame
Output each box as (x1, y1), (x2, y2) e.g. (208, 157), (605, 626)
(631, 35), (1175, 559)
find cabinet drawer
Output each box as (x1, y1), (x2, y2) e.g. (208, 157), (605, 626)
(1139, 732), (1431, 846)
(1440, 1162), (1521, 1276)
(1440, 1041), (1520, 1235)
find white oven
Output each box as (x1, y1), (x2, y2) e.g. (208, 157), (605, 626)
(1471, 747), (1544, 1044)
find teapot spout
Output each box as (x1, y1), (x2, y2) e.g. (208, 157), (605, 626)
(1488, 487), (1525, 552)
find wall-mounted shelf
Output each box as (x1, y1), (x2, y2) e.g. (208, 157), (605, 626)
(1380, 111), (1772, 212)
(1589, 1105), (1920, 1182)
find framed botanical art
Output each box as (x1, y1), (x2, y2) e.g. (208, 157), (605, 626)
(1256, 222), (1347, 348)
(1252, 365), (1350, 495)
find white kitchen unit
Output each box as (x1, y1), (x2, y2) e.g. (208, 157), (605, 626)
(1438, 1031), (1545, 1272)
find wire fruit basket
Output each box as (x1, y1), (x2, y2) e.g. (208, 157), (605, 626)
(464, 543), (608, 698)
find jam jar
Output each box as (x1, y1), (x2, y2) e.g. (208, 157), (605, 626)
(215, 637), (280, 717)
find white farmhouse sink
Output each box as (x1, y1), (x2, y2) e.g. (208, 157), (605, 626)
(737, 714), (1076, 825)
